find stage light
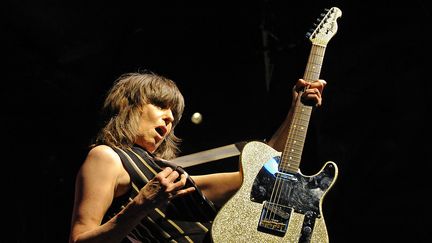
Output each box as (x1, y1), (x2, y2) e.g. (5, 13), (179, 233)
(191, 112), (203, 124)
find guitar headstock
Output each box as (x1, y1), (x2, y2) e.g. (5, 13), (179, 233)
(306, 7), (342, 46)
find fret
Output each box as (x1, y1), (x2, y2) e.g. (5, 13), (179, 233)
(281, 154), (302, 163)
(285, 140), (305, 149)
(284, 143), (304, 149)
(290, 124), (309, 131)
(305, 70), (322, 77)
(284, 153), (302, 160)
(293, 110), (312, 117)
(286, 137), (305, 144)
(283, 144), (304, 152)
(289, 125), (308, 133)
(282, 150), (302, 158)
(280, 160), (300, 168)
(295, 105), (313, 112)
(292, 117), (310, 124)
(290, 125), (309, 132)
(292, 118), (310, 125)
(288, 136), (306, 143)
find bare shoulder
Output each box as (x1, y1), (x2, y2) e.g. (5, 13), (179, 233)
(79, 145), (131, 197)
(87, 144), (120, 160)
(81, 145), (123, 173)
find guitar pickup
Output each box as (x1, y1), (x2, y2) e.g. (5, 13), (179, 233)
(257, 201), (292, 236)
(275, 172), (298, 182)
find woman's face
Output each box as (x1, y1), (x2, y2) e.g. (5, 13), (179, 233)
(135, 103), (174, 153)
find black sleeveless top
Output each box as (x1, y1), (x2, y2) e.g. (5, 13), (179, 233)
(103, 145), (217, 243)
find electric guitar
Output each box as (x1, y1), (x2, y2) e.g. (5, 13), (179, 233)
(211, 7), (342, 243)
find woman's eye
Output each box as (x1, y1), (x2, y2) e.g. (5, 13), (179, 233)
(153, 102), (167, 109)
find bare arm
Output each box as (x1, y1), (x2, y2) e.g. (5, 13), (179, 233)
(69, 145), (194, 243)
(191, 171), (242, 207)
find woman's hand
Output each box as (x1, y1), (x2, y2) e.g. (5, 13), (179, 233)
(137, 167), (195, 208)
(293, 79), (327, 107)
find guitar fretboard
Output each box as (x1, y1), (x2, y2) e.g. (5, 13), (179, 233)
(279, 44), (326, 174)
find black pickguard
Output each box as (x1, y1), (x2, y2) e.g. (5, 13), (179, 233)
(251, 156), (337, 216)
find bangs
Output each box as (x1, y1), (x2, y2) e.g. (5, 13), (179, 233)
(145, 77), (185, 126)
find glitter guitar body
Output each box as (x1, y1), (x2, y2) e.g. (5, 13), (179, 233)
(212, 142), (338, 242)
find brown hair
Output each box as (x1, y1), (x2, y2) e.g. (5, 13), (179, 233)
(95, 71), (185, 159)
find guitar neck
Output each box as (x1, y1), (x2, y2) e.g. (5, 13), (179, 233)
(279, 44), (326, 174)
(304, 44), (326, 81)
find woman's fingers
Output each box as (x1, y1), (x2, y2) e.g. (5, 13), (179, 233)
(154, 167), (195, 199)
(296, 79), (326, 107)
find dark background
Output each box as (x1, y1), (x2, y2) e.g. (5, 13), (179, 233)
(3, 0), (431, 242)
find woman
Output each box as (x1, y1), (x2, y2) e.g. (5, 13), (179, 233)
(69, 71), (326, 243)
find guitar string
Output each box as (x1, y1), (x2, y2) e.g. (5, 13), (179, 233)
(265, 49), (313, 225)
(265, 44), (325, 226)
(266, 81), (306, 224)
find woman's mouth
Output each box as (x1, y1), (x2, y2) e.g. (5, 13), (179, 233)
(155, 126), (167, 138)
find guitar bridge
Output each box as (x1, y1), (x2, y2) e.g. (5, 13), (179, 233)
(257, 201), (291, 236)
